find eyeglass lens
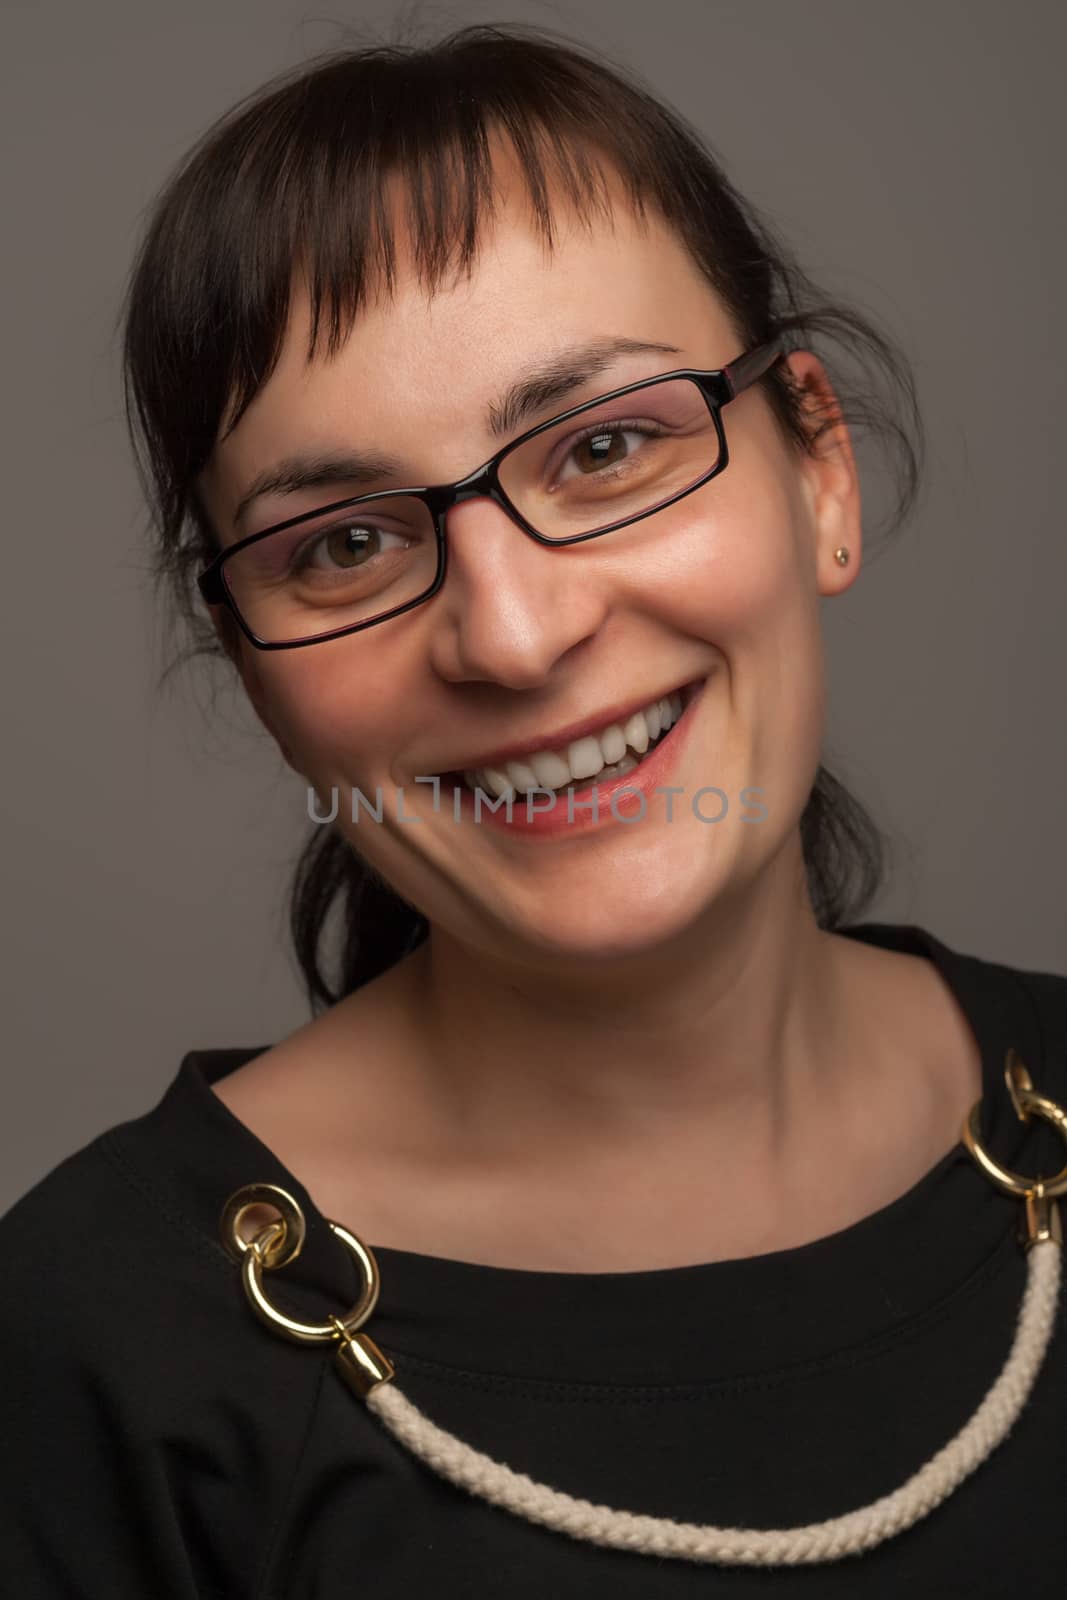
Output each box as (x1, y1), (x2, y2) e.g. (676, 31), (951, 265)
(221, 377), (722, 644)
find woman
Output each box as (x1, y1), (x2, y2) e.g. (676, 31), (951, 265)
(3, 20), (1065, 1595)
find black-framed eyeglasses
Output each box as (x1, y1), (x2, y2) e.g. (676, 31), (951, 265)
(197, 338), (785, 650)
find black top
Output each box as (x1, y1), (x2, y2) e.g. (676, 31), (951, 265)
(3, 921), (1067, 1598)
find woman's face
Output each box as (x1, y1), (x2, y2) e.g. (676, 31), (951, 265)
(198, 152), (860, 972)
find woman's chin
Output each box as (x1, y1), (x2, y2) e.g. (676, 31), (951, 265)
(481, 858), (731, 967)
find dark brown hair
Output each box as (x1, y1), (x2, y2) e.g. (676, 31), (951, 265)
(119, 18), (923, 1013)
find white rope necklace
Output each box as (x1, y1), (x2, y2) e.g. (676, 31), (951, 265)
(220, 1048), (1066, 1568)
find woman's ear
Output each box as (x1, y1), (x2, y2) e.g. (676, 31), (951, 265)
(781, 349), (863, 597)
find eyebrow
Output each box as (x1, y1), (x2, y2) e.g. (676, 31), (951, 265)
(230, 335), (684, 530)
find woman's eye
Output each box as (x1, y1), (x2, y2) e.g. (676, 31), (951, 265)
(558, 424), (661, 480)
(296, 521), (405, 573)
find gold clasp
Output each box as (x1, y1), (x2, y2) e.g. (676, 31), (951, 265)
(328, 1315), (397, 1398)
(962, 1050), (1067, 1249)
(1021, 1189), (1063, 1249)
(219, 1183), (395, 1393)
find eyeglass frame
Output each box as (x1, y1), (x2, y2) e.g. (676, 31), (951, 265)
(197, 336), (787, 651)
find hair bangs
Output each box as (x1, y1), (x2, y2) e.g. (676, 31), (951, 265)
(129, 29), (669, 486)
(294, 119), (638, 385)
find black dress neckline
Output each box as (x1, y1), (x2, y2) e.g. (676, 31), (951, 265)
(110, 920), (1056, 1385)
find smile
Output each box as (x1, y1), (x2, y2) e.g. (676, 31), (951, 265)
(423, 676), (709, 839)
(463, 688), (688, 797)
(433, 679), (703, 798)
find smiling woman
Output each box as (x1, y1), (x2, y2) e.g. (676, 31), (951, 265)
(3, 16), (1066, 1598)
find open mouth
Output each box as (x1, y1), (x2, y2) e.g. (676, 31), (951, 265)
(428, 675), (703, 800)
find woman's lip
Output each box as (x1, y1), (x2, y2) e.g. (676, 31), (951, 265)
(442, 675), (708, 837)
(435, 675), (710, 787)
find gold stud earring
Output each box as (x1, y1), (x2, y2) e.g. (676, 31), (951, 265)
(833, 547), (850, 567)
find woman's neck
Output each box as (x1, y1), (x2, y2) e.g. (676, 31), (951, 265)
(216, 898), (981, 1270)
(392, 903), (837, 1170)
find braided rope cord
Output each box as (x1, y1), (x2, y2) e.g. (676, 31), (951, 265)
(361, 1237), (1061, 1567)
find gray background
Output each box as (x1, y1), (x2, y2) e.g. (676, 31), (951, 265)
(2, 0), (1064, 1216)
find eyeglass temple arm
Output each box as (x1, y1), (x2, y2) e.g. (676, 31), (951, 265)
(722, 338), (786, 403)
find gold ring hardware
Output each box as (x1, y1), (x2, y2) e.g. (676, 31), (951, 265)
(220, 1182), (307, 1269)
(219, 1183), (393, 1381)
(962, 1050), (1067, 1249)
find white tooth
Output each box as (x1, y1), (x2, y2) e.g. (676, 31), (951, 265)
(482, 766), (514, 798)
(530, 750), (572, 789)
(504, 758), (539, 792)
(463, 695), (691, 796)
(568, 735), (606, 781)
(599, 723), (626, 764)
(622, 710), (650, 756)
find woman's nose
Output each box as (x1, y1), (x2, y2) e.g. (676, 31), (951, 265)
(425, 497), (612, 690)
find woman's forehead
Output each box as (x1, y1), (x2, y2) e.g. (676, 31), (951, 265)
(287, 218), (720, 372)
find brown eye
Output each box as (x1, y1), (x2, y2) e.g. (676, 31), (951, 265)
(558, 423), (663, 482)
(295, 521), (403, 574)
